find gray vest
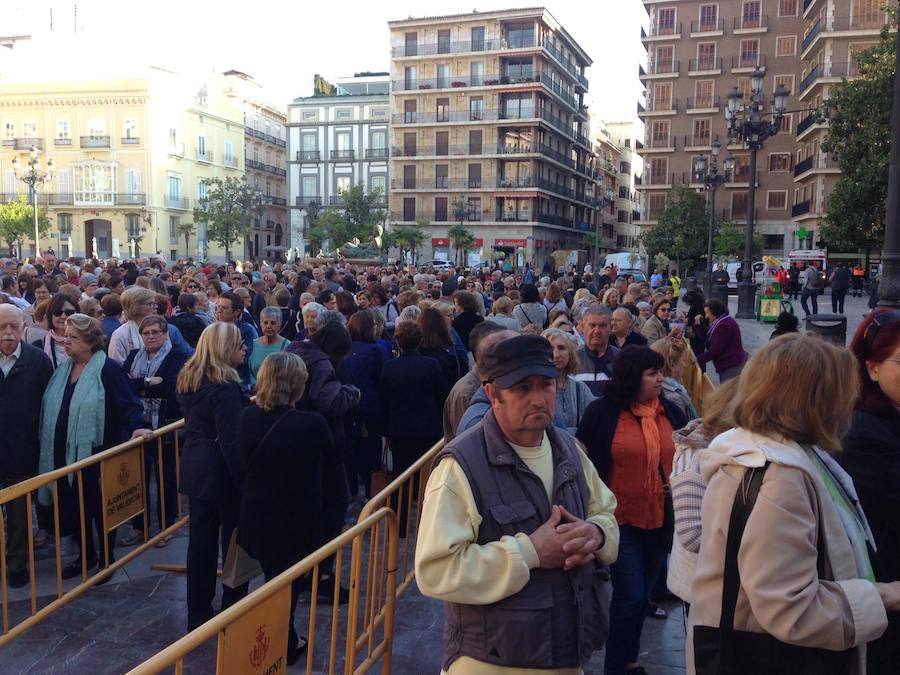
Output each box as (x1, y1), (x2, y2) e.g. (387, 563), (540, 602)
(435, 410), (611, 670)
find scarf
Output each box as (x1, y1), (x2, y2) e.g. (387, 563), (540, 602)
(129, 338), (172, 428)
(631, 397), (663, 496)
(37, 350), (107, 505)
(43, 329), (69, 369)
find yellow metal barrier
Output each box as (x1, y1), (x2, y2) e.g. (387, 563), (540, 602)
(0, 420), (186, 646)
(126, 507), (399, 675)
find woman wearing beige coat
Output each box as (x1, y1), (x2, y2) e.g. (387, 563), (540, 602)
(688, 334), (900, 674)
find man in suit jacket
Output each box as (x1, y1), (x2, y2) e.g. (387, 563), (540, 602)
(0, 304), (53, 588)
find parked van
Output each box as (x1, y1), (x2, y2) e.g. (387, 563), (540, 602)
(725, 260), (766, 288)
(604, 252), (646, 273)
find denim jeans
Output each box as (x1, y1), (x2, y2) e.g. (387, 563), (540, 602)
(831, 289), (847, 314)
(604, 524), (668, 675)
(800, 289), (819, 316)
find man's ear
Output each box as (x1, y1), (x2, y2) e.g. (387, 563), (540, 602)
(484, 382), (498, 404)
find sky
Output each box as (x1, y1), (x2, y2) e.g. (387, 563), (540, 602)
(2, 0), (648, 125)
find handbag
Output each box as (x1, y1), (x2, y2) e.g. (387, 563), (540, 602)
(370, 438), (393, 496)
(221, 409), (292, 589)
(693, 463), (853, 675)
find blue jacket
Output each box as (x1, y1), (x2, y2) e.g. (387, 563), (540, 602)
(337, 340), (385, 420)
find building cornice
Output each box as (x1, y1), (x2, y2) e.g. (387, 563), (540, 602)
(0, 95), (149, 107)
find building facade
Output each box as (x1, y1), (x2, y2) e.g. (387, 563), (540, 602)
(0, 60), (245, 262)
(387, 8), (599, 269)
(286, 74), (390, 258)
(605, 120), (644, 251)
(224, 70), (288, 261)
(637, 0), (889, 260)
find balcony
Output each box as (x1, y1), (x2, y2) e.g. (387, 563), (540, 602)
(639, 97), (679, 115)
(734, 14), (768, 32)
(796, 111), (821, 138)
(0, 140), (14, 148)
(269, 166), (287, 177)
(296, 150), (320, 162)
(269, 197), (287, 206)
(641, 60), (680, 78)
(794, 156), (814, 177)
(116, 193), (147, 206)
(802, 18), (822, 53)
(643, 172), (674, 188)
(690, 18), (725, 35)
(167, 196), (190, 210)
(538, 144), (575, 168)
(799, 63), (820, 94)
(685, 95), (721, 111)
(794, 154), (839, 179)
(15, 138), (44, 150)
(196, 148), (213, 163)
(392, 72), (526, 92)
(574, 131), (590, 147)
(643, 21), (682, 40)
(642, 136), (677, 152)
(731, 53), (766, 71)
(683, 134), (714, 149)
(799, 62), (849, 98)
(803, 14), (887, 56)
(331, 149), (355, 160)
(538, 72), (578, 110)
(246, 157), (263, 170)
(223, 156), (239, 168)
(688, 57), (722, 75)
(80, 135), (111, 149)
(540, 109), (575, 140)
(295, 196), (322, 207)
(121, 136), (140, 145)
(542, 40), (589, 89)
(536, 177), (575, 199)
(792, 200), (811, 217)
(365, 148), (389, 159)
(391, 37), (502, 58)
(54, 137), (72, 147)
(535, 212), (575, 228)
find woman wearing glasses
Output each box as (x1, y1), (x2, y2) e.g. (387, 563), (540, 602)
(108, 286), (161, 364)
(640, 297), (674, 343)
(34, 294), (79, 370)
(840, 308), (900, 675)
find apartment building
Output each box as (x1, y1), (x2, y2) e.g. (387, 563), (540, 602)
(0, 56), (245, 262)
(388, 8), (598, 269)
(224, 70), (288, 261)
(287, 74), (390, 258)
(593, 127), (620, 255)
(637, 0), (890, 259)
(605, 120), (644, 251)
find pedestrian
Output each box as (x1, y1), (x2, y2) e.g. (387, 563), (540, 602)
(513, 283), (548, 330)
(248, 307), (290, 386)
(710, 263), (730, 289)
(800, 263), (824, 316)
(690, 333), (898, 674)
(611, 307), (648, 349)
(237, 352), (331, 665)
(485, 295), (520, 332)
(0, 305), (53, 587)
(215, 292), (258, 387)
(681, 289), (707, 358)
(769, 310), (799, 339)
(829, 262), (851, 314)
(416, 334), (619, 672)
(108, 286), (160, 364)
(577, 345), (688, 675)
(640, 297), (674, 343)
(650, 337), (698, 421)
(419, 306), (462, 386)
(839, 308), (900, 675)
(851, 263), (866, 297)
(100, 293), (124, 338)
(542, 328), (595, 434)
(37, 294), (78, 370)
(38, 314), (150, 580)
(451, 290), (484, 352)
(573, 305), (619, 396)
(167, 293), (207, 348)
(787, 263), (801, 300)
(696, 298), (748, 382)
(176, 322), (249, 629)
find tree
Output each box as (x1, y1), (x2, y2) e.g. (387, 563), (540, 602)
(305, 184), (386, 251)
(192, 177), (264, 261)
(177, 221), (196, 258)
(819, 13), (895, 251)
(391, 220), (427, 265)
(449, 222), (475, 267)
(640, 185), (708, 269)
(0, 196), (52, 256)
(714, 221), (764, 259)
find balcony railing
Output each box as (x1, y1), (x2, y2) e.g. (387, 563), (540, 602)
(296, 150), (320, 161)
(734, 14), (768, 30)
(538, 72), (578, 109)
(542, 39), (589, 89)
(797, 111), (819, 135)
(80, 135), (111, 148)
(269, 197), (287, 206)
(644, 136), (678, 150)
(121, 137), (140, 145)
(496, 177), (535, 189)
(535, 212), (575, 228)
(689, 57), (722, 73)
(330, 149), (355, 160)
(684, 134), (714, 148)
(295, 196), (322, 207)
(642, 97), (679, 113)
(799, 63), (820, 93)
(393, 72), (518, 92)
(1, 140), (15, 148)
(685, 95), (721, 110)
(536, 177), (575, 199)
(802, 18), (822, 51)
(792, 200), (812, 216)
(115, 193), (146, 206)
(246, 158), (263, 170)
(15, 138), (43, 150)
(732, 54), (766, 70)
(645, 21), (682, 38)
(540, 109), (575, 140)
(54, 137), (72, 146)
(794, 156), (814, 176)
(690, 18), (725, 33)
(224, 156), (239, 168)
(167, 196), (190, 210)
(800, 61), (849, 94)
(391, 37), (502, 58)
(365, 148), (389, 159)
(196, 149), (213, 162)
(643, 60), (680, 76)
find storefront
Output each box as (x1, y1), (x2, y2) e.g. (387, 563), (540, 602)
(494, 238), (527, 270)
(431, 237), (450, 262)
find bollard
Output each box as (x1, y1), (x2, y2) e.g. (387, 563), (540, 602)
(804, 314), (848, 346)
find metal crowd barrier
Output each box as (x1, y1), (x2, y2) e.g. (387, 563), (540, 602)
(0, 420), (186, 646)
(126, 507), (399, 675)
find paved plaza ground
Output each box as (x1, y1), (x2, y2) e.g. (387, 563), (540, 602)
(0, 292), (870, 674)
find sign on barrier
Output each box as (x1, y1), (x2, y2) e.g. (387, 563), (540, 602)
(218, 584), (290, 675)
(101, 446), (145, 531)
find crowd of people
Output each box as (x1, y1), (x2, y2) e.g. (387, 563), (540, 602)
(0, 251), (898, 673)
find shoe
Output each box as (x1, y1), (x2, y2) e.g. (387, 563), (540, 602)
(154, 534), (173, 548)
(8, 569), (29, 589)
(287, 637), (309, 666)
(646, 603), (667, 619)
(317, 575), (350, 605)
(118, 528), (143, 547)
(61, 558), (98, 579)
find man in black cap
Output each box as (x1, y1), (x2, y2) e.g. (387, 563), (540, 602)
(416, 334), (619, 673)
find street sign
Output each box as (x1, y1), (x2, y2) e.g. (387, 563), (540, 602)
(796, 227), (809, 239)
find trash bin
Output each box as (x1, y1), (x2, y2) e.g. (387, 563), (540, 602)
(710, 284), (729, 304)
(804, 314), (847, 346)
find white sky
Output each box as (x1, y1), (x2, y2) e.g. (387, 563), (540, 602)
(3, 0), (648, 124)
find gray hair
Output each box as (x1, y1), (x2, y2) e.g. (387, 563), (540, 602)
(260, 306), (282, 322)
(301, 301), (325, 317)
(612, 307), (635, 324)
(314, 309), (346, 331)
(582, 304), (612, 321)
(79, 273), (98, 289)
(0, 303), (24, 325)
(397, 305), (421, 325)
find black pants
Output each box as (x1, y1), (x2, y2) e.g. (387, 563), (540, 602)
(260, 556), (304, 653)
(320, 460), (349, 575)
(800, 289), (819, 316)
(58, 464), (114, 566)
(350, 419), (383, 498)
(831, 288), (847, 314)
(185, 495), (247, 629)
(388, 436), (438, 537)
(129, 434), (179, 533)
(0, 475), (30, 573)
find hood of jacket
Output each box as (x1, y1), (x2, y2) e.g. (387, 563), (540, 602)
(699, 426), (821, 482)
(287, 339), (330, 368)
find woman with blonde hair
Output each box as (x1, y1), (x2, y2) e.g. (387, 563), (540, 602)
(689, 334), (900, 674)
(176, 322), (249, 630)
(237, 352), (332, 663)
(542, 328), (594, 434)
(108, 286), (159, 364)
(486, 295), (520, 332)
(602, 287), (619, 309)
(573, 287), (596, 305)
(650, 337), (697, 421)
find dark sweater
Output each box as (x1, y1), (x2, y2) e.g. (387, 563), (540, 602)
(381, 351), (448, 441)
(696, 315), (747, 373)
(0, 342), (53, 478)
(122, 347), (191, 423)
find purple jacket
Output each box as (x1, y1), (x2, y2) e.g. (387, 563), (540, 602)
(696, 315), (747, 373)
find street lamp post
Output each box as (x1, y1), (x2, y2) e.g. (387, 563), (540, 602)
(11, 145), (54, 259)
(693, 140), (735, 295)
(879, 4), (900, 306)
(724, 68), (789, 318)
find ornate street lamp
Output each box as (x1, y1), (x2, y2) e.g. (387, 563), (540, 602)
(693, 140), (735, 294)
(724, 68), (789, 318)
(11, 145), (54, 258)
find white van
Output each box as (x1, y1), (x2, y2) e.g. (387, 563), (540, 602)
(725, 260), (766, 288)
(604, 252), (646, 273)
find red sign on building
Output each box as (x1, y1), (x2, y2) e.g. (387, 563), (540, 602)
(495, 239), (527, 247)
(431, 238), (450, 246)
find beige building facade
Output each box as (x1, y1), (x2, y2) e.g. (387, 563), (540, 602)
(388, 8), (599, 269)
(605, 120), (644, 251)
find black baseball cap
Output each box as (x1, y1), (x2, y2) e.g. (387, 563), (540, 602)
(480, 335), (557, 389)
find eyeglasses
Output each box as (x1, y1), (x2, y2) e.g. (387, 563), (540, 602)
(53, 308), (76, 317)
(186, 284), (199, 289)
(141, 330), (165, 337)
(864, 310), (900, 351)
(658, 307), (672, 313)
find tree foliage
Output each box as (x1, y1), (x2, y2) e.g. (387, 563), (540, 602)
(193, 177), (264, 260)
(819, 14), (896, 249)
(0, 196), (52, 256)
(714, 221), (764, 259)
(448, 222), (475, 266)
(390, 220), (427, 265)
(640, 185), (708, 267)
(177, 221), (196, 258)
(307, 184), (386, 251)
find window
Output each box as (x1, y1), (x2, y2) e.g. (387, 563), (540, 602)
(732, 192), (749, 218)
(335, 131), (351, 153)
(127, 213), (141, 240)
(502, 93), (534, 118)
(168, 175), (182, 200)
(697, 42), (717, 69)
(403, 99), (417, 124)
(695, 80), (714, 107)
(125, 168), (142, 195)
(657, 8), (676, 34)
(775, 74), (795, 94)
(336, 175), (351, 194)
(468, 164), (482, 188)
(470, 62), (484, 86)
(767, 191), (788, 209)
(370, 174), (386, 197)
(197, 136), (207, 159)
(123, 119), (137, 139)
(403, 132), (417, 156)
(469, 130), (483, 154)
(404, 66), (417, 89)
(437, 29), (451, 54)
(198, 180), (208, 201)
(56, 168), (71, 194)
(302, 175), (317, 198)
(692, 118), (711, 145)
(73, 162), (117, 205)
(652, 82), (673, 110)
(471, 26), (485, 51)
(435, 131), (448, 156)
(23, 121), (38, 137)
(404, 32), (418, 57)
(224, 141), (233, 163)
(649, 157), (669, 183)
(739, 39), (760, 67)
(436, 97), (450, 122)
(650, 120), (670, 147)
(434, 197), (449, 221)
(58, 214), (72, 237)
(647, 193), (667, 219)
(654, 45), (674, 71)
(57, 120), (70, 140)
(732, 154), (751, 181)
(435, 164), (449, 188)
(336, 109), (352, 121)
(302, 111), (316, 121)
(778, 0), (798, 16)
(4, 122), (14, 140)
(467, 197), (481, 221)
(88, 118), (105, 138)
(769, 153), (792, 171)
(302, 134), (316, 153)
(436, 64), (450, 89)
(505, 23), (535, 49)
(699, 4), (718, 30)
(504, 57), (534, 81)
(402, 197), (416, 221)
(169, 216), (179, 243)
(776, 36), (797, 58)
(470, 97), (484, 121)
(371, 130), (387, 152)
(169, 128), (177, 148)
(742, 1), (761, 27)
(737, 77), (752, 99)
(403, 165), (416, 189)
(778, 113), (793, 133)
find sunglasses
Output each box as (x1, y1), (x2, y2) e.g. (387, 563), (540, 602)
(53, 308), (76, 317)
(864, 310), (900, 351)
